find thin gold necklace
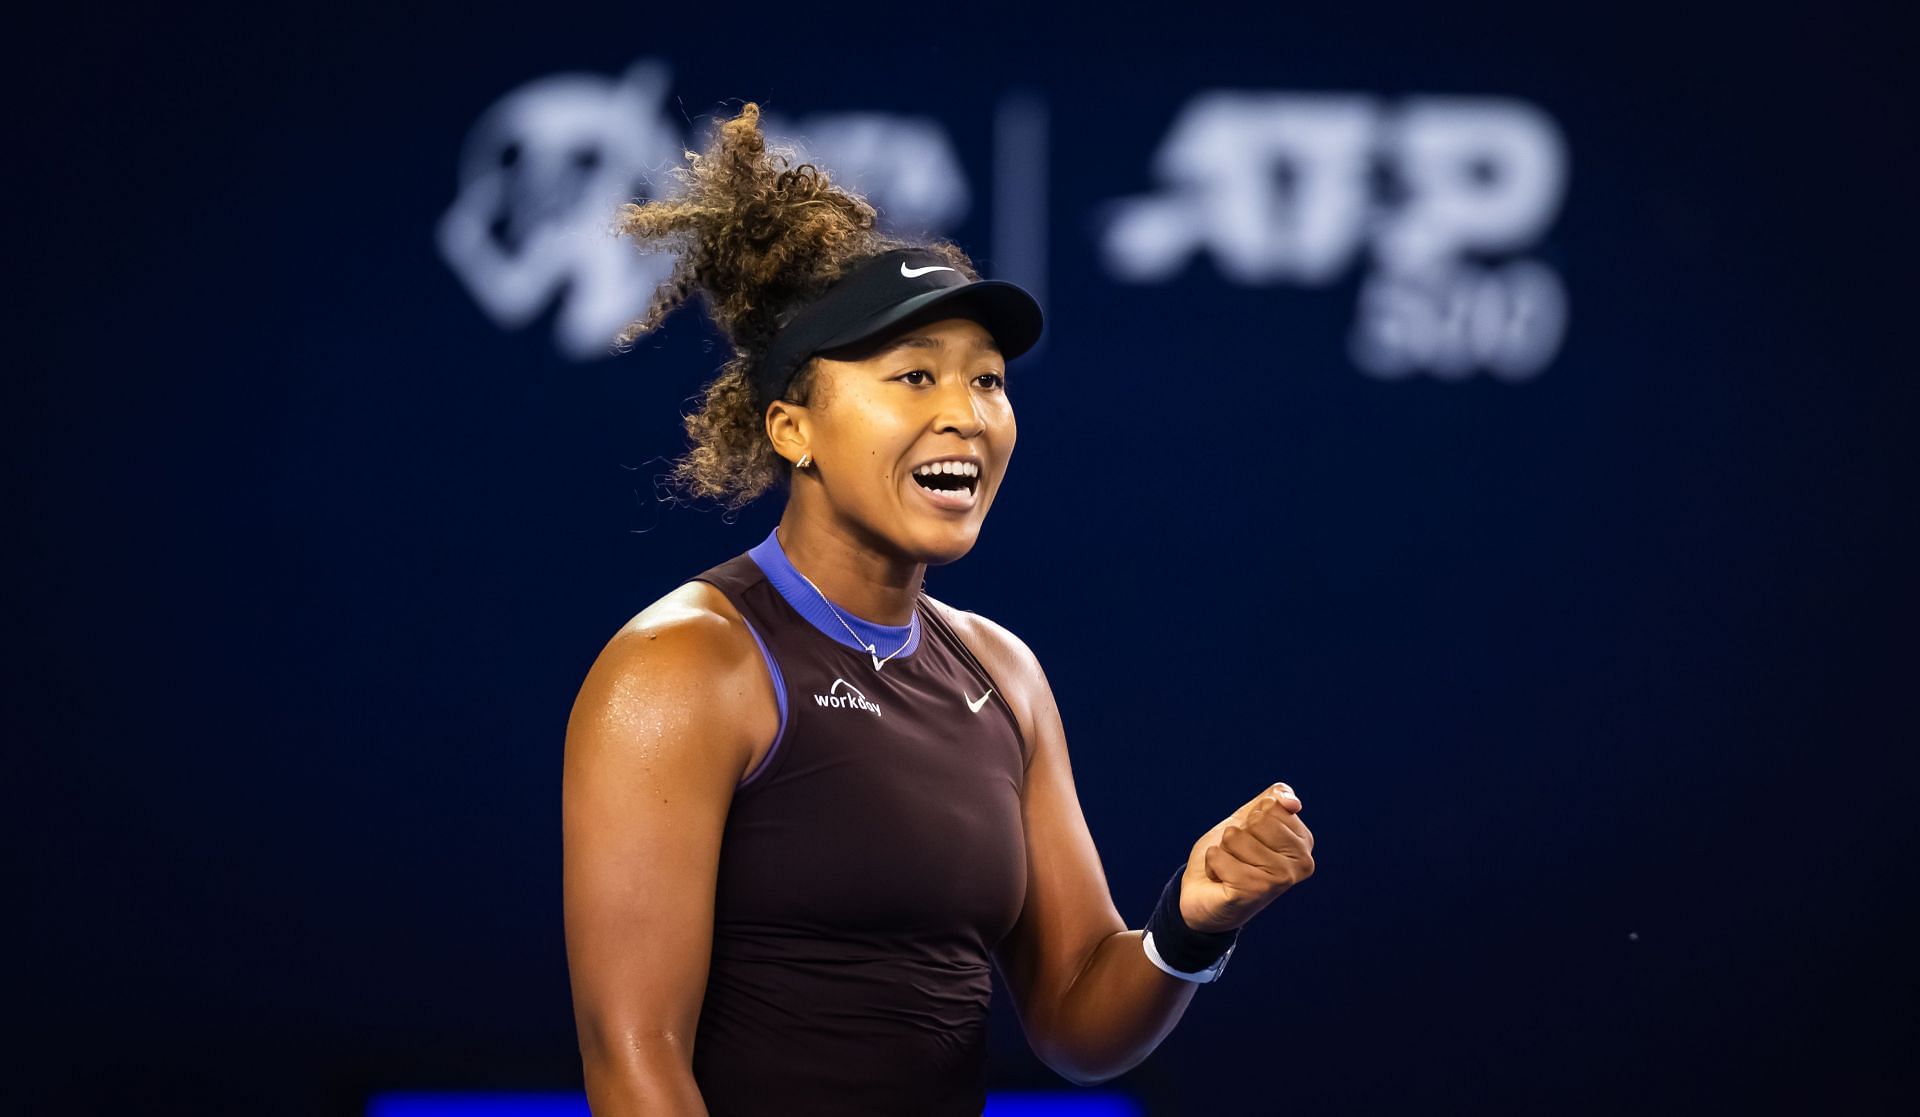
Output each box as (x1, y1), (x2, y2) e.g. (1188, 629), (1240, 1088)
(792, 567), (917, 671)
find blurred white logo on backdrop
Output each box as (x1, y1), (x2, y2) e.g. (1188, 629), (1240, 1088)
(1099, 93), (1569, 380)
(437, 60), (970, 360)
(440, 67), (1566, 380)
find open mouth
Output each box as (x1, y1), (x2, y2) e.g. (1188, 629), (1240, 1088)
(908, 461), (982, 510)
(910, 464), (980, 498)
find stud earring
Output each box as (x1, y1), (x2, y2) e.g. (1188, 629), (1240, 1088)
(797, 453), (812, 469)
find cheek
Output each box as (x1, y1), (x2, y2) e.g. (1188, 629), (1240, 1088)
(841, 414), (914, 492)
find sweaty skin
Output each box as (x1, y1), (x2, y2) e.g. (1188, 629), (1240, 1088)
(563, 316), (1311, 1113)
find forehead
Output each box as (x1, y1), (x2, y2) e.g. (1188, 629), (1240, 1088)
(868, 316), (1001, 356)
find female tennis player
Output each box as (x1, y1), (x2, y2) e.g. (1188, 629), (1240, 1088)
(562, 102), (1315, 1117)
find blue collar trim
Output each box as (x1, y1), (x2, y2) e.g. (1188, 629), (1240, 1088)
(747, 528), (922, 660)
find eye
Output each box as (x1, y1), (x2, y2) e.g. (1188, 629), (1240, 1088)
(894, 369), (1007, 390)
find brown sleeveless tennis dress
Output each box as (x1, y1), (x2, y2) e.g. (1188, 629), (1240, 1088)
(683, 528), (1032, 1116)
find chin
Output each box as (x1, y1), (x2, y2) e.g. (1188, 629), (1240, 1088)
(894, 509), (984, 564)
(912, 523), (980, 566)
(894, 480), (991, 560)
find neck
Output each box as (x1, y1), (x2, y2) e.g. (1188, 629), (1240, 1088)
(774, 510), (926, 627)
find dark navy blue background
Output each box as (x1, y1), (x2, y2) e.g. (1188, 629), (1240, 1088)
(17, 4), (1914, 1114)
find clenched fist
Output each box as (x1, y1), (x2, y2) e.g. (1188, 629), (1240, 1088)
(1179, 782), (1316, 934)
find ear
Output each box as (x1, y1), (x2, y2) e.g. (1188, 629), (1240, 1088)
(765, 395), (809, 467)
(766, 359), (829, 465)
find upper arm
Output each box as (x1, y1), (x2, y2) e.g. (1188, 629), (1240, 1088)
(949, 607), (1127, 1057)
(561, 603), (759, 1074)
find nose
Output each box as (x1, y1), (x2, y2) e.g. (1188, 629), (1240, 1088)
(932, 370), (987, 438)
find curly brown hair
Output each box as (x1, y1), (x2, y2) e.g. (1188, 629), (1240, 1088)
(613, 100), (981, 512)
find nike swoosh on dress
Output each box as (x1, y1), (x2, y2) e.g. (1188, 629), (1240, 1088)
(966, 688), (994, 713)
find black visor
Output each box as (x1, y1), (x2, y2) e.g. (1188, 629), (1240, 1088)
(753, 248), (1044, 407)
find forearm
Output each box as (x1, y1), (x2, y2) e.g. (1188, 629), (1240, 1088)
(1039, 929), (1203, 1085)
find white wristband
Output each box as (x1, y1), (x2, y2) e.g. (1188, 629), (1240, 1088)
(1142, 929), (1235, 983)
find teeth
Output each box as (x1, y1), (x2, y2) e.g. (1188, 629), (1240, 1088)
(914, 460), (979, 477)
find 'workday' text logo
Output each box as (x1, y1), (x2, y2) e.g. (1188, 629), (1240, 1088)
(1099, 94), (1570, 381)
(815, 678), (883, 717)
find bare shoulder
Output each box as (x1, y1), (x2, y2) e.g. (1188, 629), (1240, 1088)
(627, 579), (759, 651)
(563, 579), (776, 1054)
(584, 580), (759, 689)
(925, 594), (1038, 669)
(566, 580), (775, 784)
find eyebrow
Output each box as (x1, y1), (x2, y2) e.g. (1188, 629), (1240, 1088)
(880, 333), (1003, 356)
